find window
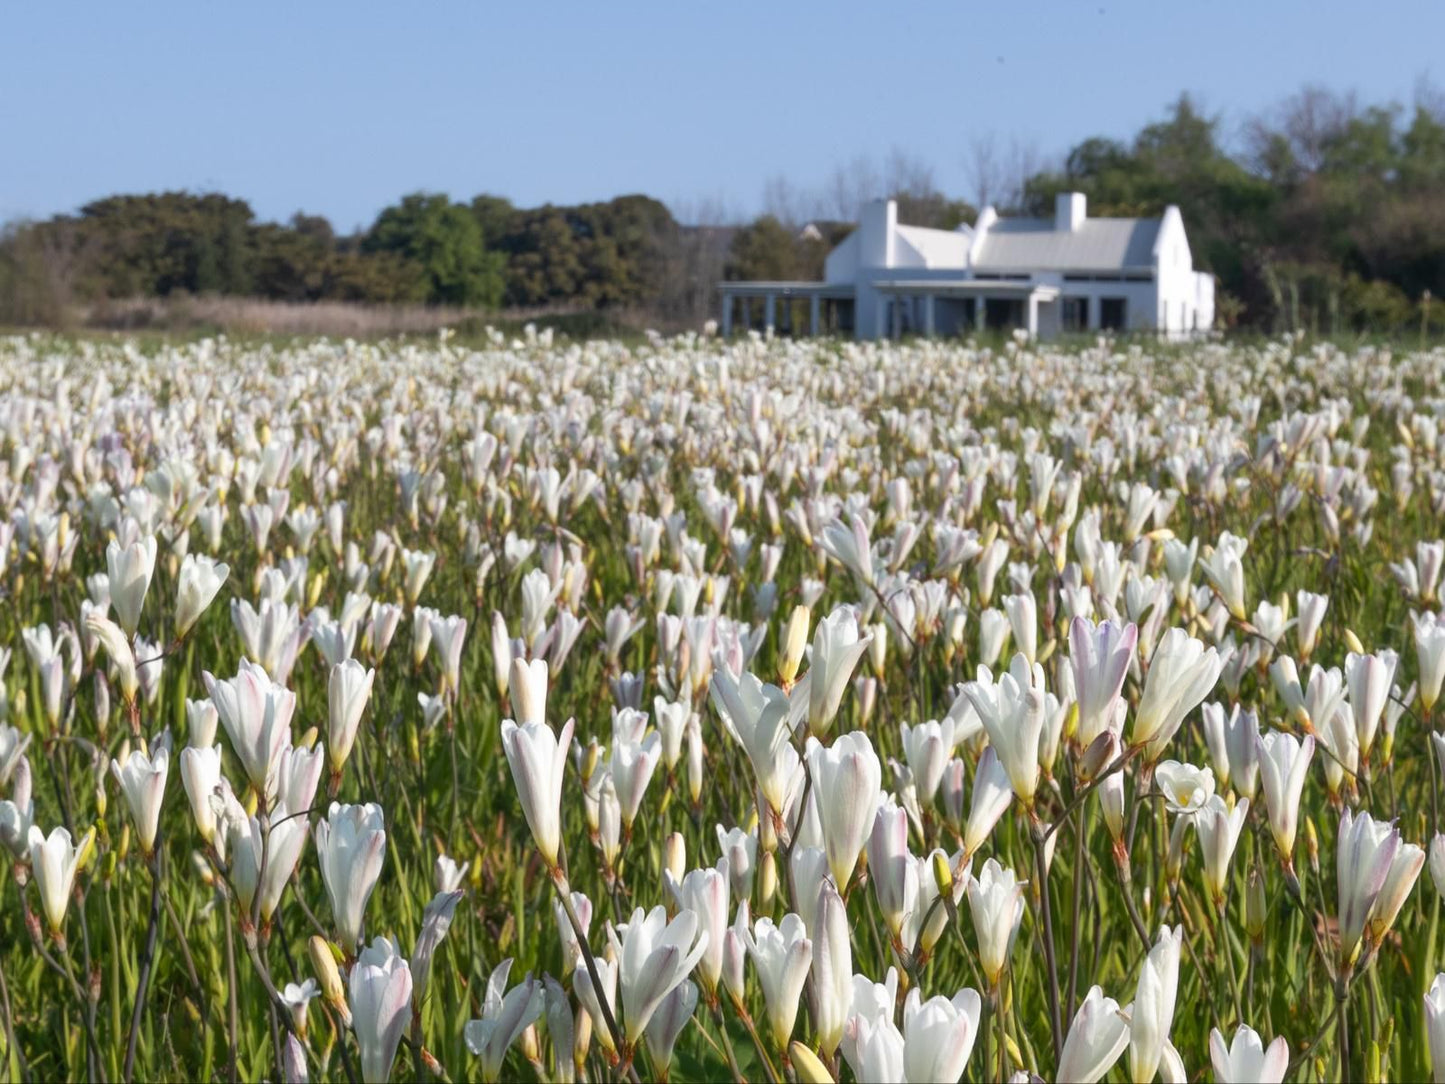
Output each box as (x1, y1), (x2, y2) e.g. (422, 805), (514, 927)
(1100, 297), (1127, 330)
(1062, 297), (1088, 331)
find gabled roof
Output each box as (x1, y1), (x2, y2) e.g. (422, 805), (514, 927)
(973, 216), (1161, 273)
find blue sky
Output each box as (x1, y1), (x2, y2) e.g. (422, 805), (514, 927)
(3, 0), (1441, 231)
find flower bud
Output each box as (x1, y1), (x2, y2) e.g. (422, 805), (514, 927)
(1246, 867), (1267, 942)
(758, 850), (778, 910)
(790, 1042), (834, 1083)
(778, 605), (810, 687)
(664, 831), (686, 886)
(308, 935), (350, 1027)
(1080, 729), (1117, 782)
(1305, 817), (1319, 876)
(931, 849), (953, 899)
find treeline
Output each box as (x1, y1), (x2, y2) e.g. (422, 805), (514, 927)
(0, 190), (721, 327)
(3, 84), (1445, 334)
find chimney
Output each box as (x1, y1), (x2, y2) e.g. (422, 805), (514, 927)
(858, 198), (898, 268)
(1055, 192), (1087, 232)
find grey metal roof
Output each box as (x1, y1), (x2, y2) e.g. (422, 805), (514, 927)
(973, 216), (1161, 273)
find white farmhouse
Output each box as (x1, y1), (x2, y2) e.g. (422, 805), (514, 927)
(719, 193), (1214, 340)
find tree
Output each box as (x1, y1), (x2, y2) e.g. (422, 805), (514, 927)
(363, 193), (505, 307)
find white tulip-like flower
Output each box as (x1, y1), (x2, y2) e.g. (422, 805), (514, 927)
(186, 698), (219, 747)
(1295, 590), (1329, 659)
(901, 986), (982, 1084)
(1369, 838), (1424, 946)
(710, 669), (793, 813)
(1131, 628), (1222, 759)
(464, 959), (545, 1083)
(609, 733), (661, 830)
(204, 659), (295, 795)
(668, 860), (729, 993)
(807, 605), (873, 735)
(1417, 612), (1445, 713)
(348, 936), (413, 1084)
(963, 746), (1013, 858)
(1345, 649), (1396, 759)
(1069, 617), (1138, 747)
(1058, 985), (1130, 1083)
(808, 731), (882, 889)
(1003, 592), (1038, 666)
(401, 547), (436, 605)
(965, 858), (1025, 988)
(819, 516), (875, 587)
(111, 745), (169, 857)
(28, 824), (94, 934)
(174, 553), (229, 639)
(508, 657), (548, 727)
(86, 612), (139, 704)
(962, 654), (1045, 806)
(1195, 795), (1249, 906)
(1431, 835), (1445, 900)
(1257, 731), (1314, 867)
(1208, 1024), (1288, 1084)
(743, 912), (813, 1047)
(227, 804), (309, 922)
(644, 979), (697, 1072)
(574, 952), (619, 1054)
(1200, 701), (1260, 798)
(810, 877), (852, 1056)
(868, 801), (919, 938)
(608, 905), (708, 1043)
(315, 802), (387, 953)
(1154, 760), (1215, 815)
(900, 718), (955, 807)
(0, 757), (34, 857)
(1127, 925), (1183, 1084)
(500, 714), (576, 869)
(107, 535), (157, 637)
(1336, 807), (1400, 961)
(1199, 532), (1248, 619)
(327, 659), (375, 775)
(715, 824), (757, 903)
(1426, 973), (1445, 1084)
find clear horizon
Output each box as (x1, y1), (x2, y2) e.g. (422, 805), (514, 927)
(3, 0), (1442, 231)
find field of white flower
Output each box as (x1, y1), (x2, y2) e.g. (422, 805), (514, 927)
(0, 328), (1443, 1083)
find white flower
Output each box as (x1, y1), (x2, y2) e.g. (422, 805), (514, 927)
(1058, 985), (1130, 1083)
(901, 986), (982, 1083)
(608, 905), (709, 1043)
(961, 654), (1045, 805)
(348, 937), (413, 1084)
(107, 535), (157, 637)
(808, 731), (882, 889)
(111, 745), (169, 856)
(204, 659), (294, 795)
(965, 858), (1024, 988)
(464, 959), (545, 1083)
(1257, 731), (1314, 866)
(1132, 628), (1221, 759)
(1153, 760), (1215, 815)
(28, 824), (93, 933)
(806, 605), (873, 735)
(500, 715), (576, 868)
(743, 912), (813, 1047)
(1208, 1024), (1288, 1084)
(314, 802), (387, 953)
(1127, 925), (1182, 1084)
(174, 553), (229, 638)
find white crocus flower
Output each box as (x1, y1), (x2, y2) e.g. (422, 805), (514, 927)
(111, 745), (169, 857)
(1127, 925), (1183, 1084)
(500, 714), (575, 869)
(315, 802), (387, 953)
(464, 959), (545, 1083)
(1208, 1024), (1288, 1084)
(174, 553), (230, 639)
(608, 905), (709, 1043)
(107, 535), (158, 637)
(808, 731), (881, 889)
(806, 605), (873, 735)
(744, 912), (813, 1048)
